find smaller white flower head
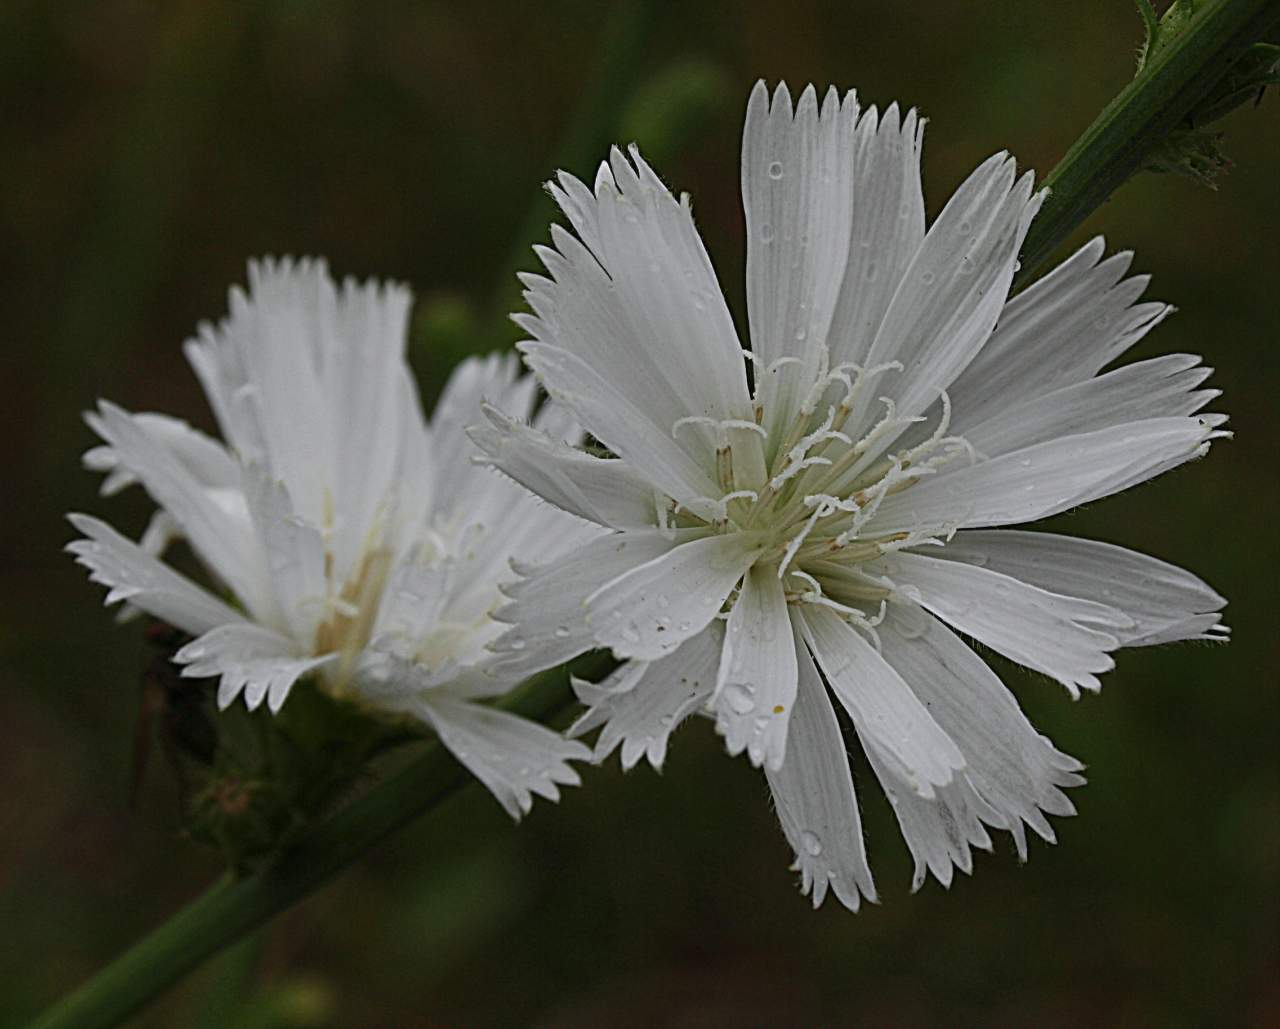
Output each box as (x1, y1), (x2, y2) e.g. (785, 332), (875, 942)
(69, 257), (595, 817)
(474, 82), (1229, 901)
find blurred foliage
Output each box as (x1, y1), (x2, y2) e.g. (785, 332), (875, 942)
(2, 1), (1277, 1026)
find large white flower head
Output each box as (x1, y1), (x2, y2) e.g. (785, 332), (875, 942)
(69, 257), (593, 817)
(474, 82), (1229, 902)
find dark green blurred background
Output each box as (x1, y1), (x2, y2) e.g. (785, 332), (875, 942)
(3, 2), (1277, 1026)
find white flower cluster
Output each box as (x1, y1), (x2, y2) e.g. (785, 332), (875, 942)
(474, 81), (1228, 906)
(70, 258), (594, 818)
(72, 81), (1229, 904)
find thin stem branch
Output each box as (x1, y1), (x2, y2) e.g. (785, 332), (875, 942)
(1016, 0), (1280, 286)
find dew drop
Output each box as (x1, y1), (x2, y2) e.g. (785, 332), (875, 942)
(760, 223), (775, 244)
(553, 625), (571, 639)
(897, 619), (926, 640)
(508, 636), (527, 651)
(801, 830), (823, 856)
(767, 160), (785, 180)
(724, 682), (756, 714)
(959, 219), (972, 233)
(865, 261), (879, 282)
(921, 271), (936, 285)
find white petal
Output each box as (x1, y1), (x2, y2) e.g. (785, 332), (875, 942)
(524, 148), (755, 491)
(957, 353), (1216, 458)
(866, 415), (1225, 535)
(111, 509), (183, 624)
(947, 238), (1172, 432)
(798, 606), (964, 796)
(190, 258), (338, 525)
(490, 530), (687, 676)
(881, 549), (1129, 697)
(939, 531), (1228, 647)
(241, 465), (326, 644)
(413, 696), (589, 819)
(449, 496), (599, 651)
(849, 154), (1042, 447)
(589, 146), (752, 420)
(83, 411), (238, 497)
(827, 101), (927, 371)
(89, 401), (266, 613)
(421, 358), (604, 648)
(863, 740), (998, 891)
(428, 352), (528, 525)
(519, 340), (722, 517)
(713, 564), (797, 770)
(877, 603), (1083, 870)
(175, 623), (334, 713)
(764, 632), (876, 911)
(570, 623), (722, 771)
(742, 82), (857, 437)
(585, 533), (765, 661)
(370, 549), (454, 651)
(66, 514), (244, 636)
(468, 402), (661, 529)
(324, 275), (416, 552)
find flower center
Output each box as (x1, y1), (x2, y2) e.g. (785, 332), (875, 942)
(671, 357), (976, 632)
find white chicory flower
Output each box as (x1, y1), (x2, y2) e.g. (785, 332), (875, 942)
(472, 81), (1229, 902)
(69, 257), (593, 818)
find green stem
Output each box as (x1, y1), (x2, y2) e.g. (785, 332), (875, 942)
(194, 929), (265, 1029)
(26, 673), (580, 1029)
(1016, 0), (1280, 286)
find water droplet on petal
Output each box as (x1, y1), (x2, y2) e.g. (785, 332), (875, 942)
(724, 682), (755, 715)
(921, 271), (936, 285)
(801, 830), (823, 856)
(767, 160), (785, 180)
(508, 636), (527, 651)
(760, 223), (775, 244)
(553, 625), (571, 639)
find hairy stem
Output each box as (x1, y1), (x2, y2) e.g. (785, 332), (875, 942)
(1016, 0), (1280, 285)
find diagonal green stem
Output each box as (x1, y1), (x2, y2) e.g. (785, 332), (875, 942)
(1015, 0), (1280, 286)
(27, 672), (581, 1029)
